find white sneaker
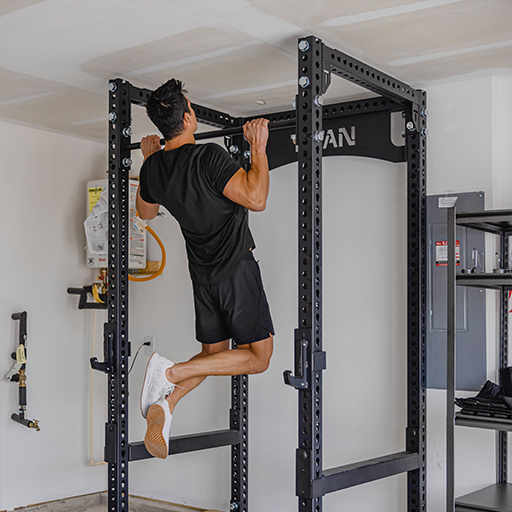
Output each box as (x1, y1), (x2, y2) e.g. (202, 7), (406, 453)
(144, 398), (172, 459)
(140, 352), (177, 419)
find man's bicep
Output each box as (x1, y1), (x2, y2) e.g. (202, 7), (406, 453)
(136, 187), (159, 220)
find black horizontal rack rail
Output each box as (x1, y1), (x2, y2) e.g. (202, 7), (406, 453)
(446, 207), (512, 512)
(128, 428), (241, 462)
(97, 34), (426, 512)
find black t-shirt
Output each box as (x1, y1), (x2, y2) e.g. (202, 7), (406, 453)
(139, 143), (255, 285)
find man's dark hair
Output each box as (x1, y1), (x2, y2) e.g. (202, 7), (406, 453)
(146, 79), (190, 140)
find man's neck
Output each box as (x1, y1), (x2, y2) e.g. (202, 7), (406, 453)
(164, 131), (196, 151)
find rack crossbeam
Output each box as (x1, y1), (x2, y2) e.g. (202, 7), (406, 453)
(129, 429), (241, 462)
(323, 43), (421, 108)
(309, 452), (420, 498)
(128, 83), (237, 128)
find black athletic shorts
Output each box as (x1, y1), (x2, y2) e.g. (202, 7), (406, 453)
(192, 252), (275, 345)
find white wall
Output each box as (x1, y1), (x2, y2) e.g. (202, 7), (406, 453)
(426, 77), (493, 199)
(492, 76), (512, 210)
(0, 121), (107, 511)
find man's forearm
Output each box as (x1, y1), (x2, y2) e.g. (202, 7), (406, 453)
(245, 150), (269, 211)
(222, 118), (270, 211)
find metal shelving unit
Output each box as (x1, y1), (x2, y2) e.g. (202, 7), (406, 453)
(446, 207), (512, 512)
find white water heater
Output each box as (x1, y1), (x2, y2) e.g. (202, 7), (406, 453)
(85, 179), (146, 269)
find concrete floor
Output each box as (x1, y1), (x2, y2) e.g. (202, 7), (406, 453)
(13, 492), (223, 512)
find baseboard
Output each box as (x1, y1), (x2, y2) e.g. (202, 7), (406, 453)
(8, 492), (224, 512)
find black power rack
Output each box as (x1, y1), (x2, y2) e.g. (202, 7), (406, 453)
(96, 35), (427, 512)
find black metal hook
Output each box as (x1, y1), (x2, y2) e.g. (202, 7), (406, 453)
(11, 311), (27, 347)
(90, 323), (115, 373)
(68, 286), (107, 310)
(284, 329), (310, 390)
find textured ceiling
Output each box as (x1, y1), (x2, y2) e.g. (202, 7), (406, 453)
(0, 0), (510, 142)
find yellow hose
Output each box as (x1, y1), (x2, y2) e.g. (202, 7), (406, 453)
(128, 224), (166, 282)
(91, 284), (104, 303)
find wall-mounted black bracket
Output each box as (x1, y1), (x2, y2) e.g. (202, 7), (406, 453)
(9, 311), (40, 431)
(67, 286), (107, 310)
(11, 311), (27, 344)
(8, 311), (27, 381)
(8, 311), (27, 384)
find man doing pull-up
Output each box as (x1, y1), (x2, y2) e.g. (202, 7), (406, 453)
(136, 79), (274, 459)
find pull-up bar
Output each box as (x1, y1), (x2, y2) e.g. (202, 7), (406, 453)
(124, 117), (296, 151)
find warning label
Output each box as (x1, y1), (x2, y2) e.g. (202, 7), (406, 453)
(88, 186), (104, 214)
(436, 240), (460, 266)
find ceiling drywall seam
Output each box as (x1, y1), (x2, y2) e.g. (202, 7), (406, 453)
(389, 40), (512, 66)
(324, 0), (468, 26)
(124, 41), (261, 77)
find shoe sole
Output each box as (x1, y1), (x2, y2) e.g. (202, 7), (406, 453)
(145, 403), (169, 459)
(140, 351), (158, 418)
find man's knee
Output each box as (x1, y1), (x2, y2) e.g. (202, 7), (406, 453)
(250, 335), (273, 374)
(255, 355), (271, 374)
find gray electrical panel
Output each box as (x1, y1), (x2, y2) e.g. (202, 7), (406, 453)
(427, 192), (486, 391)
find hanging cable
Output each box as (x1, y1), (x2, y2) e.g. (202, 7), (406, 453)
(128, 341), (150, 375)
